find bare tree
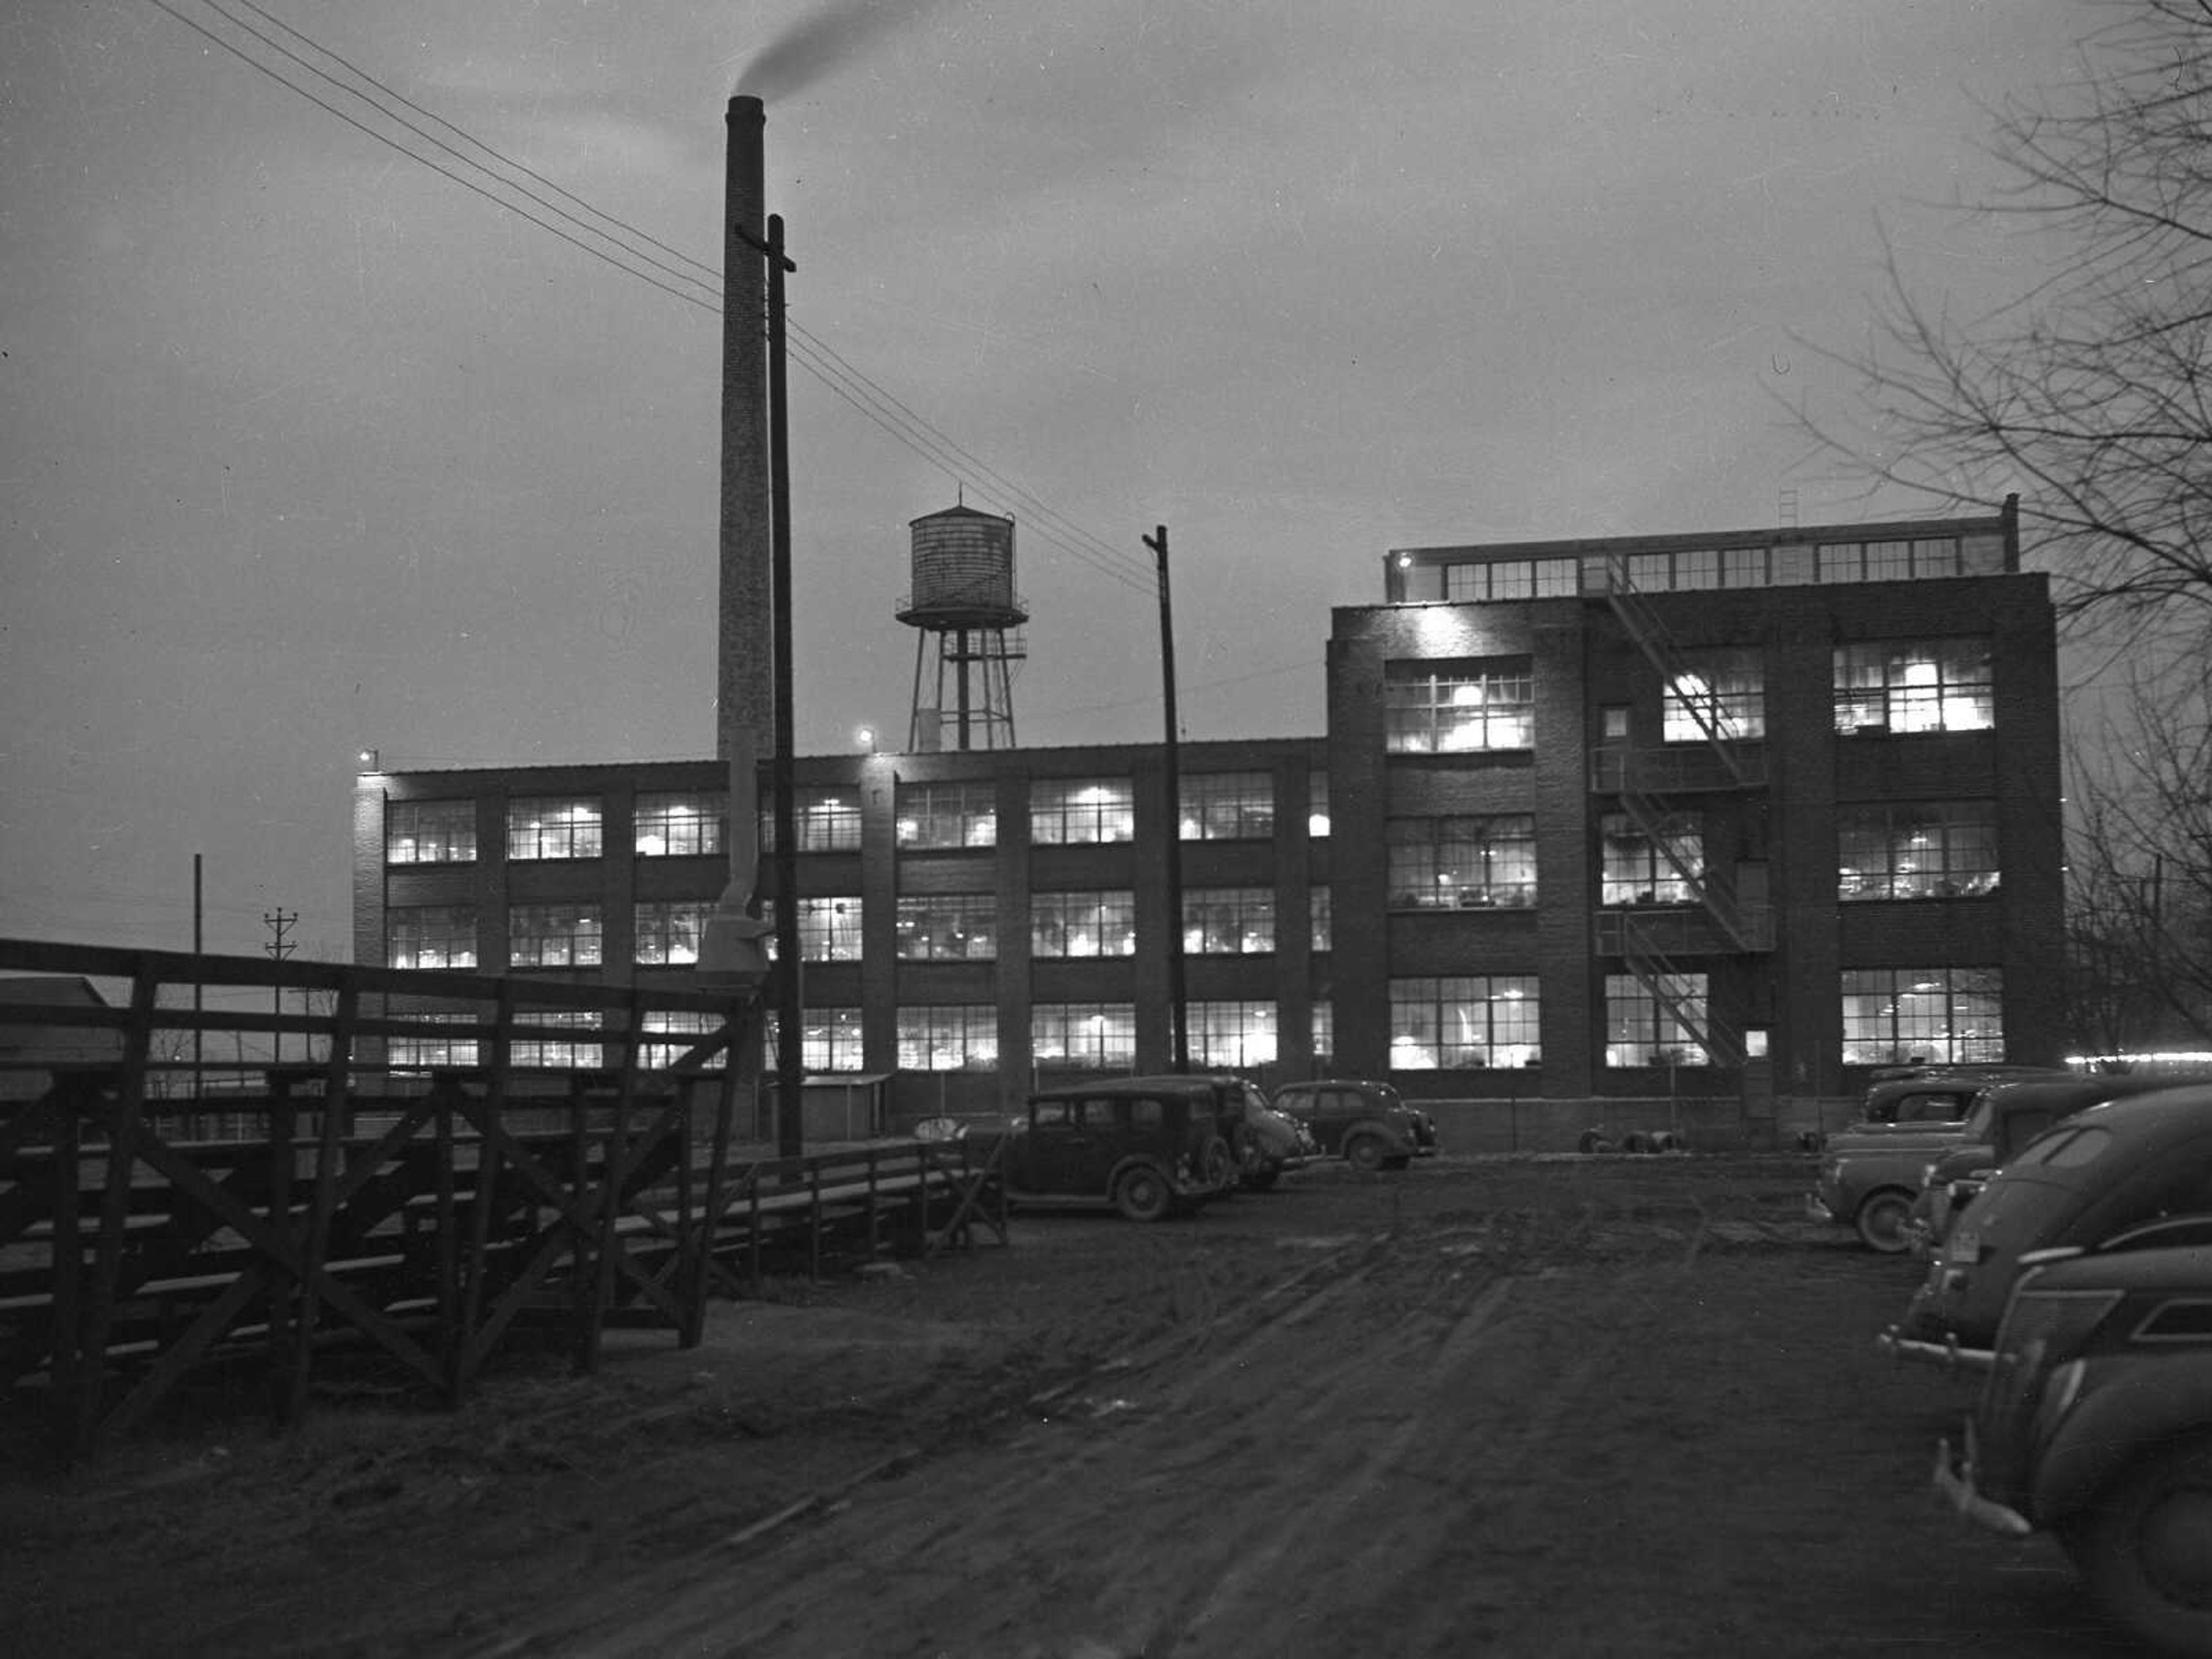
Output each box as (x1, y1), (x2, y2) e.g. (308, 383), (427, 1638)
(2065, 641), (2212, 1051)
(1794, 0), (2212, 635)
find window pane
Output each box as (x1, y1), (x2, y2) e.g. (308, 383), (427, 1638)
(1388, 815), (1537, 909)
(635, 791), (726, 857)
(387, 904), (476, 969)
(1663, 648), (1764, 741)
(1031, 891), (1137, 958)
(1603, 972), (1708, 1066)
(1389, 975), (1540, 1069)
(1833, 639), (1994, 735)
(1188, 1001), (1277, 1067)
(1030, 778), (1134, 844)
(1031, 1002), (1136, 1070)
(1839, 967), (2004, 1065)
(635, 900), (714, 964)
(896, 781), (997, 849)
(1384, 660), (1535, 754)
(1181, 772), (1275, 841)
(896, 1005), (998, 1070)
(1183, 888), (1275, 954)
(387, 800), (477, 865)
(509, 904), (603, 968)
(1600, 812), (1701, 906)
(1836, 802), (2001, 901)
(796, 896), (863, 961)
(507, 798), (603, 861)
(895, 893), (997, 959)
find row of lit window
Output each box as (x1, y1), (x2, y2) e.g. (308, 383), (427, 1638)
(1387, 804), (2000, 910)
(384, 965), (2001, 1074)
(1384, 640), (1995, 756)
(1395, 533), (2003, 604)
(388, 772), (1332, 866)
(387, 889), (1337, 970)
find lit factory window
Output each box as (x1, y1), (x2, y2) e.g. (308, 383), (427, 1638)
(507, 797), (604, 861)
(635, 792), (726, 858)
(385, 800), (476, 865)
(895, 782), (996, 849)
(1181, 889), (1275, 956)
(1031, 1003), (1135, 1071)
(1031, 891), (1136, 959)
(1029, 778), (1134, 844)
(1832, 639), (1994, 736)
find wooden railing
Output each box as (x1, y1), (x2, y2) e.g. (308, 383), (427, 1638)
(0, 939), (1002, 1462)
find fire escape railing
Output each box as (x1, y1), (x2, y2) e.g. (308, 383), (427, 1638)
(1601, 555), (1752, 787)
(1593, 557), (1771, 1065)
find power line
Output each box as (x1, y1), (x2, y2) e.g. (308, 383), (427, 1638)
(149, 0), (1161, 597)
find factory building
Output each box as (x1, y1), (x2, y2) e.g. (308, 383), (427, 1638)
(351, 497), (2062, 1146)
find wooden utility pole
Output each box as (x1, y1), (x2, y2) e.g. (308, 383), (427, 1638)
(263, 908), (297, 1065)
(1145, 525), (1189, 1074)
(757, 213), (804, 1158)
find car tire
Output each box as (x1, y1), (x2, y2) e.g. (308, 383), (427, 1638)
(1114, 1166), (1173, 1223)
(1853, 1188), (1915, 1253)
(2065, 1433), (2212, 1657)
(1344, 1134), (1386, 1172)
(1245, 1166), (1281, 1192)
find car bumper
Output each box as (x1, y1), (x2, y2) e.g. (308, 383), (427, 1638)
(1933, 1429), (2033, 1538)
(1804, 1192), (1839, 1225)
(1877, 1324), (1995, 1373)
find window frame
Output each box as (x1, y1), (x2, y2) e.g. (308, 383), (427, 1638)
(1836, 801), (2001, 902)
(508, 903), (605, 969)
(1031, 1002), (1137, 1071)
(1603, 972), (1709, 1068)
(1029, 777), (1136, 845)
(386, 904), (477, 970)
(895, 892), (998, 960)
(1384, 659), (1536, 754)
(1181, 887), (1277, 955)
(385, 800), (478, 866)
(1031, 890), (1137, 959)
(1387, 814), (1538, 910)
(506, 797), (604, 862)
(1180, 772), (1276, 842)
(1389, 975), (1541, 1070)
(895, 780), (998, 850)
(634, 791), (727, 858)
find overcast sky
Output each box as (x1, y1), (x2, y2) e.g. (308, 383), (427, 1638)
(2, 0), (2092, 963)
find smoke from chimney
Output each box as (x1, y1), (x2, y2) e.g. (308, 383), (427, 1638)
(736, 0), (945, 101)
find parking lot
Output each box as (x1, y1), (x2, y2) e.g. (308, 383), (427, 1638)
(2, 1150), (2150, 1657)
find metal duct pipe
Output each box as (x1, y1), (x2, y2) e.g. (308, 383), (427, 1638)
(719, 94), (771, 763)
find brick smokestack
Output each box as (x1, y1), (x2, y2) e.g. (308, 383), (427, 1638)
(719, 94), (771, 763)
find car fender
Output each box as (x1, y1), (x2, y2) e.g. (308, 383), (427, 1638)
(1349, 1116), (1415, 1154)
(2031, 1353), (2212, 1525)
(1105, 1152), (1177, 1198)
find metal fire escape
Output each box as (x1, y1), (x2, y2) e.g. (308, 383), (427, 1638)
(1592, 556), (1773, 1065)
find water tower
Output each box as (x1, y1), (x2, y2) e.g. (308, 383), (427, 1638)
(897, 505), (1027, 751)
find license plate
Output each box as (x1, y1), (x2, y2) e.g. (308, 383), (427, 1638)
(1947, 1228), (1979, 1266)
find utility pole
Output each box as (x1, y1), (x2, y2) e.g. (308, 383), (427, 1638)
(738, 209), (804, 1158)
(1145, 525), (1190, 1074)
(193, 854), (204, 1097)
(263, 908), (298, 1066)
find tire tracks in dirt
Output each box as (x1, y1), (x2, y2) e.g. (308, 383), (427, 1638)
(471, 1225), (1669, 1658)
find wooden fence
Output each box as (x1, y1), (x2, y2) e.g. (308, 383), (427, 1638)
(0, 938), (1005, 1461)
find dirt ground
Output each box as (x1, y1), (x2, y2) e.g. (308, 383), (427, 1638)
(0, 1152), (2150, 1657)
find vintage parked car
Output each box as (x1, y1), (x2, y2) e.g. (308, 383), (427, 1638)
(1883, 1081), (2212, 1367)
(1270, 1079), (1423, 1171)
(1195, 1073), (1319, 1190)
(1934, 1242), (2212, 1656)
(1808, 1110), (1987, 1253)
(982, 1076), (1236, 1222)
(1903, 1073), (2184, 1259)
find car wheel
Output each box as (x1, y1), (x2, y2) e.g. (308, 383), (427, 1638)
(1853, 1188), (1915, 1253)
(1345, 1134), (1385, 1172)
(1115, 1166), (1173, 1222)
(2067, 1434), (2212, 1656)
(1245, 1167), (1281, 1192)
(1202, 1135), (1235, 1191)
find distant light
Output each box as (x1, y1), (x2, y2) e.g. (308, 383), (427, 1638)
(855, 725), (877, 753)
(1396, 552), (1413, 567)
(357, 748), (381, 771)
